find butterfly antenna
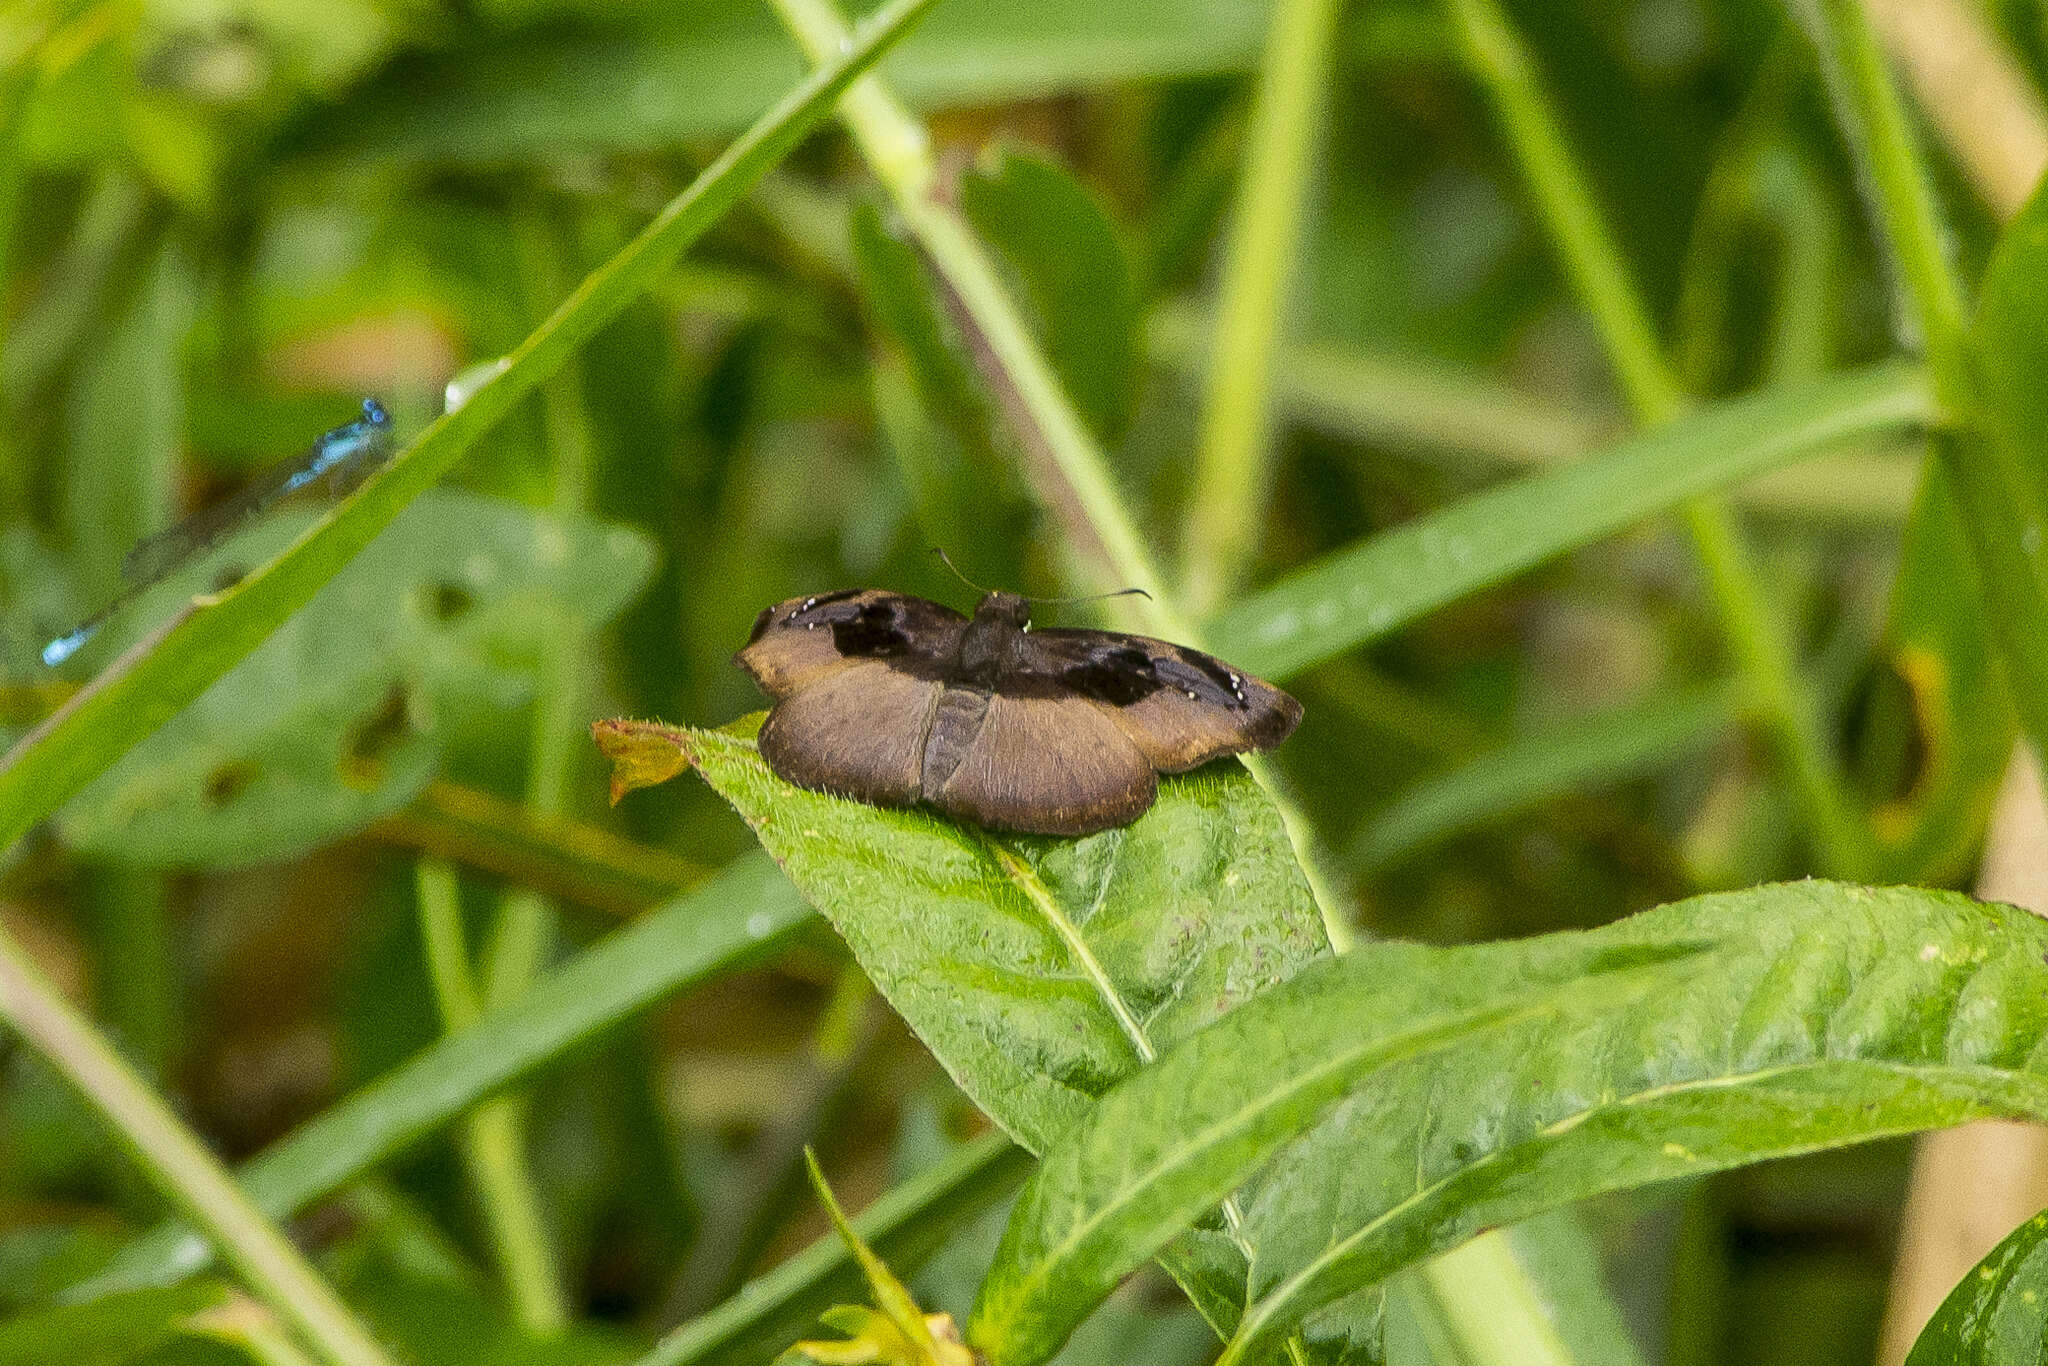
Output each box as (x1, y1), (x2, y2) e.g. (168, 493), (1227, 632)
(931, 547), (992, 595)
(1031, 585), (1153, 605)
(928, 550), (1150, 606)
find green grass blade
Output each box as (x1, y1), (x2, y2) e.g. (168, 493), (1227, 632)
(0, 936), (396, 1366)
(1182, 0), (1344, 614)
(0, 0), (945, 858)
(1207, 361), (1932, 680)
(1152, 303), (1924, 524)
(1353, 679), (1747, 869)
(76, 854), (808, 1297)
(634, 1134), (1032, 1366)
(1448, 0), (1869, 880)
(1150, 302), (1609, 470)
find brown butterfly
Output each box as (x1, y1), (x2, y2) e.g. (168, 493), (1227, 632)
(734, 588), (1301, 836)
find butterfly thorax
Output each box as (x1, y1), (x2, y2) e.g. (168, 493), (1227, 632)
(954, 592), (1032, 690)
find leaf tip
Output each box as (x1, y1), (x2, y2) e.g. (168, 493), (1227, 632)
(591, 718), (697, 804)
(794, 1149), (978, 1366)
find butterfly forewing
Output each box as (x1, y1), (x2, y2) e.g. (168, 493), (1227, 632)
(1018, 628), (1302, 772)
(737, 590), (966, 698)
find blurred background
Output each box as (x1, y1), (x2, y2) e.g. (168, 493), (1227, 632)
(0, 0), (2040, 1362)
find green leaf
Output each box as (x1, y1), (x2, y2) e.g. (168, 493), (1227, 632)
(599, 720), (1327, 1153)
(1207, 882), (2048, 1363)
(1205, 361), (1932, 680)
(293, 0), (1273, 171)
(961, 146), (1140, 444)
(967, 937), (1709, 1365)
(1903, 1209), (2048, 1366)
(853, 200), (1004, 472)
(0, 1283), (224, 1366)
(53, 492), (651, 867)
(593, 718), (1328, 1339)
(0, 0), (946, 859)
(850, 199), (1024, 582)
(1955, 170), (2048, 754)
(1861, 464), (2013, 883)
(77, 853), (810, 1298)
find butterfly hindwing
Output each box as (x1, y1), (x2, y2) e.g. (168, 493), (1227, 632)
(1016, 628), (1302, 772)
(926, 693), (1156, 835)
(756, 662), (940, 807)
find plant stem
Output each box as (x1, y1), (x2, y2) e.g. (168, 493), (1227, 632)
(1446, 0), (1871, 879)
(1789, 0), (2048, 808)
(1184, 0), (1344, 616)
(1406, 1234), (1579, 1366)
(0, 931), (396, 1366)
(767, 0), (1175, 622)
(764, 0), (1354, 955)
(1790, 0), (1970, 412)
(415, 859), (566, 1333)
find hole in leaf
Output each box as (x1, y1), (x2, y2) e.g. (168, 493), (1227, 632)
(203, 760), (260, 808)
(429, 583), (473, 622)
(341, 686), (411, 789)
(1842, 649), (1934, 820)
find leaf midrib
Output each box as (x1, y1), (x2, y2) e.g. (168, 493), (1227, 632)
(977, 994), (1537, 1339)
(981, 835), (1158, 1064)
(1221, 1054), (2048, 1364)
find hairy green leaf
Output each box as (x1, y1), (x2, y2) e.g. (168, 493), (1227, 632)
(607, 721), (1326, 1152)
(1904, 1209), (2048, 1366)
(595, 718), (1328, 1338)
(1211, 882), (2048, 1362)
(969, 938), (1709, 1364)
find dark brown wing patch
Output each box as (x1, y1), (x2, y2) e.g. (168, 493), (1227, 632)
(736, 590), (967, 698)
(1019, 628), (1301, 772)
